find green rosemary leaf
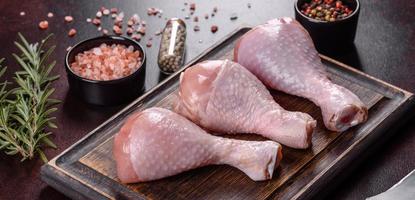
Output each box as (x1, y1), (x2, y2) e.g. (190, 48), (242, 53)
(0, 139), (10, 148)
(37, 149), (48, 163)
(14, 42), (34, 63)
(47, 122), (58, 129)
(0, 33), (59, 161)
(39, 45), (56, 69)
(41, 135), (56, 149)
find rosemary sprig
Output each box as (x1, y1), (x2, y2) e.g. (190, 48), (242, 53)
(0, 33), (60, 162)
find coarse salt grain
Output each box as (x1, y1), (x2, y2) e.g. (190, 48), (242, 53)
(96, 11), (103, 18)
(68, 28), (77, 37)
(110, 8), (118, 14)
(20, 11), (26, 16)
(39, 20), (49, 30)
(103, 9), (110, 15)
(65, 16), (74, 23)
(113, 25), (122, 35)
(92, 18), (101, 25)
(70, 43), (142, 81)
(47, 12), (54, 18)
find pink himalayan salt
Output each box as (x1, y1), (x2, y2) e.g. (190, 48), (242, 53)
(70, 43), (142, 81)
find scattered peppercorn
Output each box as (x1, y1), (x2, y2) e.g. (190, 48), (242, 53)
(193, 25), (200, 32)
(193, 16), (199, 22)
(230, 13), (238, 20)
(211, 25), (218, 33)
(190, 3), (196, 11)
(300, 0), (353, 22)
(146, 41), (152, 48)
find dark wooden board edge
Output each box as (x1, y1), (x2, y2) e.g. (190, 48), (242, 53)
(40, 26), (415, 200)
(308, 95), (415, 200)
(41, 94), (415, 200)
(41, 165), (108, 200)
(279, 94), (415, 200)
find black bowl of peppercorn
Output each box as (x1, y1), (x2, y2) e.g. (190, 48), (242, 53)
(294, 0), (360, 53)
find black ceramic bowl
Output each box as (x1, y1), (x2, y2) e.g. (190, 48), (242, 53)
(65, 35), (146, 106)
(294, 0), (360, 53)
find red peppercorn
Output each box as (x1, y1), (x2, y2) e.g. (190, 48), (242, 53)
(336, 1), (342, 8)
(211, 25), (218, 33)
(301, 0), (352, 22)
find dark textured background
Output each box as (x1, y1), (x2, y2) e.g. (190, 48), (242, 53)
(0, 0), (414, 199)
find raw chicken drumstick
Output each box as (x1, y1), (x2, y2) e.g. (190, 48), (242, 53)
(113, 107), (282, 183)
(234, 17), (368, 132)
(175, 60), (316, 149)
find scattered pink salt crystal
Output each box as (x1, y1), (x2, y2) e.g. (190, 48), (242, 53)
(155, 30), (162, 36)
(39, 20), (49, 30)
(96, 11), (103, 18)
(110, 8), (118, 14)
(20, 11), (26, 16)
(137, 26), (146, 35)
(47, 12), (54, 18)
(126, 27), (134, 35)
(65, 16), (74, 23)
(113, 25), (122, 35)
(103, 9), (110, 16)
(131, 14), (140, 23)
(68, 28), (77, 37)
(92, 18), (101, 25)
(131, 34), (141, 41)
(147, 7), (162, 16)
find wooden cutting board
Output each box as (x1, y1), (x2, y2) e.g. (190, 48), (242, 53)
(41, 27), (415, 200)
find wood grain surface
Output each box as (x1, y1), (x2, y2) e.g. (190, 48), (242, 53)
(41, 28), (414, 200)
(1, 0), (414, 200)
